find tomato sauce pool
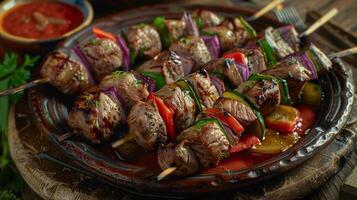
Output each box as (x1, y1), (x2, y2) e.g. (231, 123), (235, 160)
(2, 1), (83, 40)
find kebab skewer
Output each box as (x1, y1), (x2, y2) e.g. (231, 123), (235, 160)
(0, 2), (301, 97)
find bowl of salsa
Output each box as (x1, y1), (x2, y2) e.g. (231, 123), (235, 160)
(0, 0), (93, 51)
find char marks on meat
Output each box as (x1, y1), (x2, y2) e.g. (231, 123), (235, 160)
(214, 97), (257, 127)
(177, 121), (230, 167)
(67, 87), (124, 144)
(128, 100), (167, 150)
(156, 83), (196, 132)
(203, 58), (243, 88)
(40, 52), (92, 94)
(264, 27), (294, 59)
(243, 80), (281, 116)
(99, 71), (149, 109)
(137, 51), (185, 84)
(158, 141), (199, 176)
(186, 70), (219, 108)
(127, 24), (162, 58)
(81, 38), (123, 80)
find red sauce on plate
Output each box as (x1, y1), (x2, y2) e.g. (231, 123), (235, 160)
(2, 1), (83, 39)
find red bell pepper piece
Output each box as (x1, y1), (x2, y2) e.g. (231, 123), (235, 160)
(92, 27), (117, 42)
(296, 105), (317, 136)
(147, 93), (176, 142)
(203, 108), (245, 136)
(223, 51), (248, 65)
(265, 105), (300, 133)
(230, 134), (260, 153)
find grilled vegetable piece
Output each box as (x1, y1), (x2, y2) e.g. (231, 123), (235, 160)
(40, 52), (93, 94)
(203, 108), (245, 136)
(214, 96), (257, 127)
(230, 134), (260, 153)
(99, 71), (149, 109)
(306, 43), (332, 73)
(139, 71), (165, 91)
(302, 81), (321, 107)
(265, 105), (300, 133)
(262, 60), (311, 101)
(67, 87), (125, 144)
(92, 27), (117, 42)
(222, 90), (266, 139)
(170, 36), (212, 72)
(158, 141), (199, 176)
(252, 129), (299, 154)
(186, 69), (219, 108)
(203, 58), (243, 88)
(80, 38), (123, 80)
(128, 100), (167, 150)
(137, 51), (185, 85)
(156, 83), (196, 132)
(177, 118), (231, 168)
(193, 9), (223, 28)
(258, 38), (277, 67)
(127, 24), (162, 59)
(148, 93), (176, 142)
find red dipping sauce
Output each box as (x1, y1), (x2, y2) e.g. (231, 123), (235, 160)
(2, 1), (83, 40)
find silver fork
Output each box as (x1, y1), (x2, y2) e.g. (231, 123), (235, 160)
(274, 6), (307, 32)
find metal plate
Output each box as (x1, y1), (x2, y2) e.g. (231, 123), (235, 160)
(27, 4), (354, 198)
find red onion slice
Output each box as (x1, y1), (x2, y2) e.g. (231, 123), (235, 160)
(209, 75), (225, 96)
(116, 35), (131, 71)
(183, 12), (199, 37)
(73, 45), (95, 84)
(236, 63), (250, 81)
(202, 35), (221, 58)
(133, 72), (155, 92)
(284, 52), (318, 79)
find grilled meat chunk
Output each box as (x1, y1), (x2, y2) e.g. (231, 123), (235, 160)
(186, 69), (219, 108)
(127, 24), (162, 58)
(156, 83), (196, 132)
(40, 52), (92, 94)
(128, 100), (167, 150)
(242, 80), (281, 116)
(264, 27), (294, 59)
(67, 87), (125, 144)
(99, 71), (149, 109)
(177, 120), (230, 167)
(262, 60), (311, 101)
(170, 36), (211, 72)
(165, 19), (186, 41)
(275, 25), (300, 52)
(137, 51), (185, 84)
(193, 9), (222, 27)
(80, 38), (123, 80)
(158, 141), (199, 176)
(224, 47), (266, 75)
(214, 97), (257, 127)
(203, 58), (243, 88)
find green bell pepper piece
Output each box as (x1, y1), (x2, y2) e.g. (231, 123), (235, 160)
(153, 16), (173, 49)
(258, 39), (277, 67)
(139, 71), (165, 91)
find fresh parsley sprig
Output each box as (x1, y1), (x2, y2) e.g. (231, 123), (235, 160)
(0, 52), (39, 195)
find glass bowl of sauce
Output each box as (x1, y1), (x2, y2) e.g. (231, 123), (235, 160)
(0, 0), (93, 49)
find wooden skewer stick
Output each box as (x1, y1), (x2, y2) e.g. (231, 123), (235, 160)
(157, 167), (177, 181)
(112, 133), (136, 149)
(58, 132), (73, 142)
(0, 77), (49, 97)
(247, 0), (285, 21)
(328, 46), (357, 59)
(299, 8), (338, 37)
